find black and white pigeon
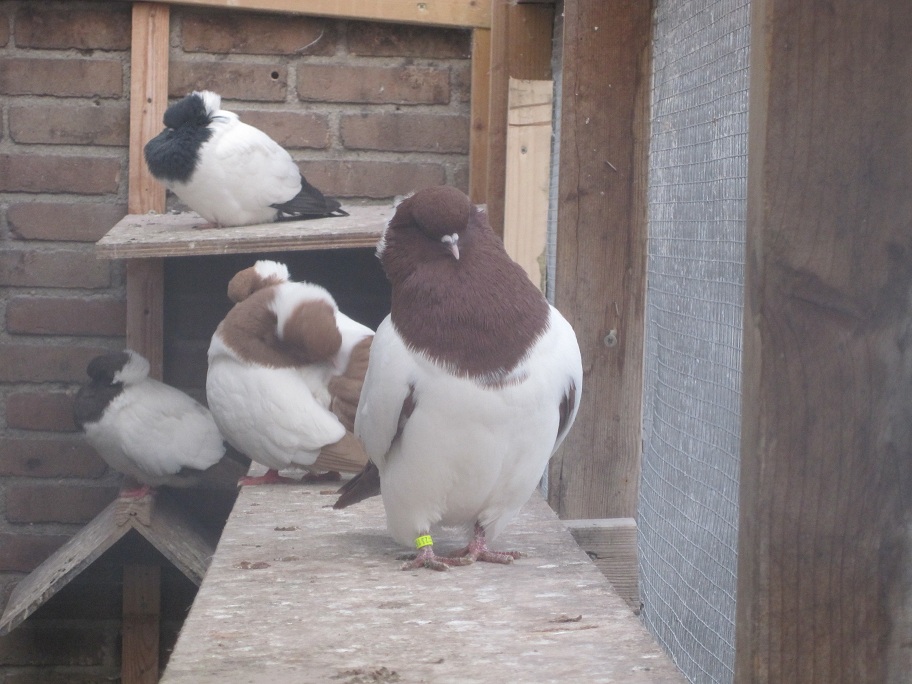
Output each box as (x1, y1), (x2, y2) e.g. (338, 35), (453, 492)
(73, 350), (227, 498)
(334, 185), (583, 571)
(206, 260), (374, 486)
(143, 90), (345, 227)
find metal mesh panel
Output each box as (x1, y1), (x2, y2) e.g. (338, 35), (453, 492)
(638, 1), (750, 682)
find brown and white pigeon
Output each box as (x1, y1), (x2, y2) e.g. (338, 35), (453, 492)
(334, 186), (582, 571)
(73, 350), (227, 498)
(206, 260), (373, 486)
(144, 90), (345, 227)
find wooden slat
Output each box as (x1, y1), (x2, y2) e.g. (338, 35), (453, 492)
(502, 78), (552, 291)
(468, 27), (491, 204)
(129, 2), (169, 215)
(735, 2), (912, 683)
(146, 0), (490, 28)
(485, 1), (554, 235)
(565, 518), (639, 612)
(126, 259), (165, 380)
(122, 564), (161, 684)
(97, 204), (392, 259)
(548, 0), (652, 520)
(160, 483), (684, 682)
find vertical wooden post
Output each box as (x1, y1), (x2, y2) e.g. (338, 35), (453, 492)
(485, 1), (554, 235)
(468, 27), (491, 205)
(548, 0), (653, 520)
(122, 564), (161, 684)
(736, 2), (912, 682)
(127, 2), (169, 380)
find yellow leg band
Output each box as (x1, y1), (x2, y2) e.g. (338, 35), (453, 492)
(415, 534), (433, 549)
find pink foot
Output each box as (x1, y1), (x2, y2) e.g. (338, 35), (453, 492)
(300, 470), (341, 483)
(238, 469), (300, 486)
(447, 523), (526, 564)
(119, 484), (154, 499)
(399, 545), (473, 572)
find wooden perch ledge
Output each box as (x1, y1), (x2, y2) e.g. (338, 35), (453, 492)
(159, 474), (683, 683)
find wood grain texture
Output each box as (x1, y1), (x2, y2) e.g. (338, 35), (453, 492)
(129, 3), (169, 215)
(126, 259), (164, 381)
(549, 0), (652, 519)
(468, 27), (491, 204)
(503, 78), (553, 291)
(160, 480), (684, 683)
(140, 0), (491, 27)
(566, 518), (639, 612)
(736, 2), (912, 683)
(122, 564), (161, 684)
(485, 1), (554, 235)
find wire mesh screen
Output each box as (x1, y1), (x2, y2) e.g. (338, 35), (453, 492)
(638, 1), (751, 682)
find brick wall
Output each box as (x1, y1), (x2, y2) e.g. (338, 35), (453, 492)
(0, 1), (470, 679)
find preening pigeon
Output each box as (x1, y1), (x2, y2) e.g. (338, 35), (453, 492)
(73, 350), (227, 498)
(334, 186), (583, 571)
(206, 260), (373, 486)
(144, 90), (345, 227)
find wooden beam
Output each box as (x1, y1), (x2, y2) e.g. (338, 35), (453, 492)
(126, 259), (164, 380)
(122, 564), (161, 684)
(565, 518), (639, 612)
(145, 0), (490, 28)
(129, 2), (169, 216)
(485, 1), (554, 235)
(736, 2), (912, 682)
(468, 27), (491, 204)
(548, 0), (652, 520)
(502, 78), (552, 290)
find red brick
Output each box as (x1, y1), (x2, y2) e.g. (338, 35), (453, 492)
(7, 297), (126, 336)
(341, 113), (469, 153)
(0, 533), (70, 573)
(0, 13), (9, 46)
(7, 202), (127, 242)
(0, 344), (112, 383)
(302, 160), (447, 199)
(0, 249), (111, 288)
(6, 392), (78, 432)
(297, 64), (449, 104)
(0, 620), (113, 664)
(0, 438), (106, 478)
(181, 11), (336, 55)
(9, 103), (129, 146)
(0, 154), (121, 194)
(348, 23), (470, 58)
(451, 61), (472, 103)
(0, 58), (122, 97)
(6, 485), (118, 525)
(170, 61), (287, 101)
(15, 5), (131, 50)
(234, 109), (330, 150)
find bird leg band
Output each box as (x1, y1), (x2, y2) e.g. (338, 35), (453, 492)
(415, 534), (433, 549)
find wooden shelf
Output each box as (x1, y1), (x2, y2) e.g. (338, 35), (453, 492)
(96, 203), (392, 259)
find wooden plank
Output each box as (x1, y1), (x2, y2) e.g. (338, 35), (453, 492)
(122, 564), (161, 684)
(129, 2), (169, 216)
(502, 78), (552, 291)
(485, 1), (553, 235)
(468, 27), (491, 204)
(565, 518), (639, 612)
(548, 0), (652, 520)
(735, 2), (912, 683)
(144, 0), (491, 28)
(160, 482), (684, 683)
(126, 259), (164, 381)
(96, 204), (392, 259)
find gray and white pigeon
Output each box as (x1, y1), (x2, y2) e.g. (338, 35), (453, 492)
(144, 90), (345, 227)
(73, 350), (227, 498)
(334, 185), (582, 571)
(206, 260), (373, 486)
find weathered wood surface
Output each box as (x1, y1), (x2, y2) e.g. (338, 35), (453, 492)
(122, 564), (162, 684)
(161, 481), (684, 683)
(549, 0), (652, 520)
(0, 494), (213, 636)
(135, 0), (492, 28)
(96, 204), (393, 259)
(736, 2), (912, 683)
(566, 518), (639, 612)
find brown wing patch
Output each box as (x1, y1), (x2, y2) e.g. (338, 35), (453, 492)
(281, 299), (342, 364)
(328, 336), (373, 431)
(227, 266), (284, 303)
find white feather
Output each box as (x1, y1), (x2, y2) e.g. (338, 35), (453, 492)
(355, 306), (582, 548)
(253, 259), (289, 283)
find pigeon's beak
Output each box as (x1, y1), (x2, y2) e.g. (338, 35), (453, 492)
(442, 234), (460, 261)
